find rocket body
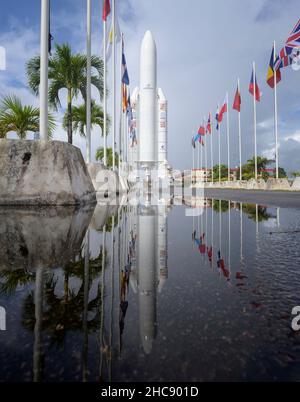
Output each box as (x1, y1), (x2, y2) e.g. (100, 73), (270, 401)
(139, 31), (157, 166)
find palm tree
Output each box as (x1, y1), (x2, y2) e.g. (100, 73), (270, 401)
(96, 147), (119, 168)
(63, 100), (110, 137)
(0, 95), (55, 139)
(26, 44), (104, 144)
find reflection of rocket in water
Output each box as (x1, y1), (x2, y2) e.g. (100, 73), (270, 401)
(135, 202), (169, 354)
(137, 205), (157, 354)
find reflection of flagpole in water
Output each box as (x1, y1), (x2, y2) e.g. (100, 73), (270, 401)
(109, 215), (114, 382)
(228, 202), (231, 276)
(33, 267), (44, 382)
(277, 207), (280, 228)
(240, 203), (243, 263)
(211, 198), (214, 269)
(255, 204), (261, 253)
(99, 224), (106, 380)
(82, 230), (90, 382)
(219, 199), (222, 252)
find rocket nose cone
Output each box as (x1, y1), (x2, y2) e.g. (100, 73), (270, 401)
(141, 30), (156, 53)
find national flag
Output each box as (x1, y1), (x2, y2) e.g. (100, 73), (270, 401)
(215, 106), (220, 130)
(102, 0), (111, 21)
(198, 125), (205, 136)
(106, 15), (121, 60)
(122, 84), (128, 112)
(233, 86), (241, 112)
(121, 40), (130, 85)
(192, 137), (196, 149)
(267, 46), (281, 88)
(249, 68), (261, 102)
(194, 133), (200, 143)
(275, 19), (300, 70)
(218, 97), (227, 123)
(206, 113), (212, 134)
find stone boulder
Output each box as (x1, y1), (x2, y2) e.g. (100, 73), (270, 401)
(0, 139), (96, 205)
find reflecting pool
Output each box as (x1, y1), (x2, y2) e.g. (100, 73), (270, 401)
(0, 193), (300, 382)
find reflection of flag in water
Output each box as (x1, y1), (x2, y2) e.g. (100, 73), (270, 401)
(249, 67), (261, 102)
(199, 233), (206, 254)
(207, 246), (213, 262)
(267, 45), (281, 88)
(217, 251), (230, 279)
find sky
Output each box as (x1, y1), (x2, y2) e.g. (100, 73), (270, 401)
(0, 0), (300, 174)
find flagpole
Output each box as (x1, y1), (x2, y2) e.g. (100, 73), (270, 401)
(112, 0), (116, 170)
(218, 123), (221, 184)
(40, 0), (49, 142)
(210, 113), (214, 184)
(253, 62), (258, 180)
(103, 2), (107, 167)
(118, 34), (123, 174)
(200, 134), (203, 184)
(226, 92), (230, 181)
(192, 141), (195, 186)
(238, 78), (242, 180)
(273, 41), (279, 179)
(197, 139), (200, 185)
(205, 119), (208, 184)
(86, 0), (91, 164)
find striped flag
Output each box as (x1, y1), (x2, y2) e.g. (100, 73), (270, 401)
(198, 125), (205, 136)
(102, 0), (111, 21)
(121, 39), (130, 85)
(267, 45), (281, 88)
(249, 68), (261, 102)
(215, 106), (220, 130)
(206, 113), (212, 134)
(106, 14), (121, 60)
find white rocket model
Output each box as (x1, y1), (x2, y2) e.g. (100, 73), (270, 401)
(129, 31), (168, 180)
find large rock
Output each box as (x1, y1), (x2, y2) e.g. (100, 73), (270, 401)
(0, 139), (96, 205)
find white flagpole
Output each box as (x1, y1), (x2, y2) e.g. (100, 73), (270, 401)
(200, 134), (203, 183)
(197, 138), (200, 185)
(273, 41), (279, 179)
(86, 0), (91, 163)
(210, 113), (214, 183)
(205, 119), (208, 184)
(103, 3), (107, 167)
(40, 0), (49, 142)
(219, 123), (221, 184)
(118, 34), (123, 173)
(253, 62), (258, 180)
(192, 141), (195, 186)
(226, 92), (230, 181)
(112, 0), (116, 170)
(238, 78), (242, 180)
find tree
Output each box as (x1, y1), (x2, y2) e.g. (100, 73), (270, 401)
(96, 147), (119, 168)
(291, 171), (300, 178)
(63, 100), (110, 138)
(0, 95), (55, 139)
(26, 43), (104, 144)
(240, 156), (273, 180)
(212, 164), (228, 181)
